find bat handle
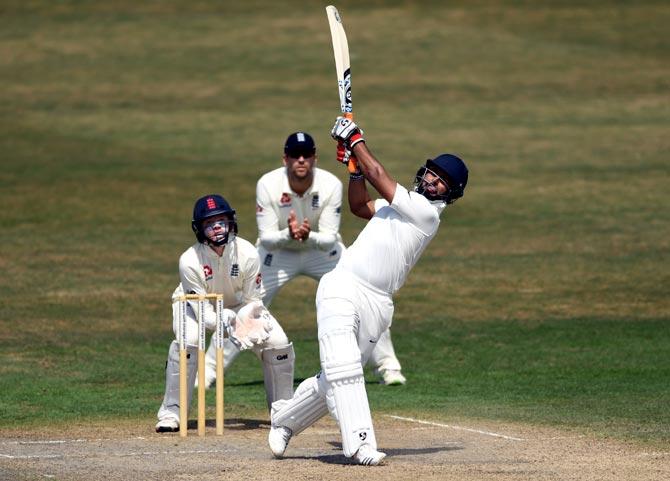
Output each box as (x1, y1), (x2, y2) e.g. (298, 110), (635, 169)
(343, 112), (359, 173)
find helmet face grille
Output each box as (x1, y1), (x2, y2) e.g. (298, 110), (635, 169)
(414, 166), (454, 203)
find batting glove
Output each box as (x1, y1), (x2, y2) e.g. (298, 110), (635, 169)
(336, 142), (362, 176)
(331, 116), (365, 149)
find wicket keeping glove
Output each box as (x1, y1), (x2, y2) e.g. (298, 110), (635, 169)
(229, 302), (273, 350)
(331, 116), (365, 149)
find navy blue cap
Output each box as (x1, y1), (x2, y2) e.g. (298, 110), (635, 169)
(284, 131), (316, 156)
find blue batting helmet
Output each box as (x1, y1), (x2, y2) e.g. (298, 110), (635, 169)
(414, 153), (468, 204)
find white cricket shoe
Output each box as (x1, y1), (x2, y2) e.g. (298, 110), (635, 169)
(381, 369), (406, 386)
(155, 418), (179, 433)
(355, 445), (386, 466)
(268, 426), (292, 458)
(194, 369), (217, 390)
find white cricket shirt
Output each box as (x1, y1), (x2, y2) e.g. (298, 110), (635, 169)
(256, 166), (343, 251)
(337, 184), (444, 295)
(172, 237), (262, 314)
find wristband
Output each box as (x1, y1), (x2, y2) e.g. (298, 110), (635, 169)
(349, 133), (365, 149)
(349, 172), (365, 181)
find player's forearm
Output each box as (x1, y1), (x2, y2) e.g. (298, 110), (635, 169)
(348, 177), (374, 219)
(352, 142), (397, 204)
(304, 231), (338, 251)
(257, 229), (292, 250)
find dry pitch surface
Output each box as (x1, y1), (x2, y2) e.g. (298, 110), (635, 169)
(2, 415), (668, 481)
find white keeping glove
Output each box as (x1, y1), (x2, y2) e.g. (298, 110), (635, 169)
(229, 302), (273, 350)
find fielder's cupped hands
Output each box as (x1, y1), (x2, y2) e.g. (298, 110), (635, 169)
(288, 209), (310, 242)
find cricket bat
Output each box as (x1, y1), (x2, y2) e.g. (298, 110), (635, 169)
(326, 5), (358, 173)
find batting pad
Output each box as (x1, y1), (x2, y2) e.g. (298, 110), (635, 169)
(261, 343), (295, 409)
(320, 329), (376, 457)
(157, 341), (197, 422)
(270, 375), (329, 436)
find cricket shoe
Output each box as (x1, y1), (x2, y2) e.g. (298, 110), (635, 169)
(380, 369), (406, 386)
(155, 418), (179, 433)
(268, 426), (292, 458)
(355, 445), (386, 466)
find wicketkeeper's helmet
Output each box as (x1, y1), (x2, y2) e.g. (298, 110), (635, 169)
(414, 153), (469, 204)
(191, 194), (238, 246)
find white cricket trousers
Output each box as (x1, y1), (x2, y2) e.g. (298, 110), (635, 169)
(257, 242), (345, 304)
(316, 268), (395, 365)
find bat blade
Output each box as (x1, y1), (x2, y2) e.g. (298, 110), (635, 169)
(326, 5), (352, 116)
(326, 5), (357, 172)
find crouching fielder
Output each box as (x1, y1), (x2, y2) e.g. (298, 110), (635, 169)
(156, 194), (294, 433)
(268, 118), (469, 464)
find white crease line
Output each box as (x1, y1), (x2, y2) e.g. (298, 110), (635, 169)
(2, 439), (105, 445)
(0, 448), (235, 460)
(2, 436), (148, 446)
(1, 454), (64, 459)
(385, 415), (525, 441)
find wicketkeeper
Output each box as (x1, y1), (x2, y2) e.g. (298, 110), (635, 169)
(156, 194), (294, 432)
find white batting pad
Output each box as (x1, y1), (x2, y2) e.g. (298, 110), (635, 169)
(270, 375), (329, 436)
(261, 343), (295, 408)
(157, 341), (197, 422)
(319, 329), (377, 457)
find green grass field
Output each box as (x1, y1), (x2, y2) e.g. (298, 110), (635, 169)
(1, 1), (668, 447)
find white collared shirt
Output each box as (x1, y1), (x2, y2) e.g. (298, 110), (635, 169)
(336, 184), (443, 295)
(256, 166), (343, 251)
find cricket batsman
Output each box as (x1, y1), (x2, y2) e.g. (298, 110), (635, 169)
(267, 117), (469, 465)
